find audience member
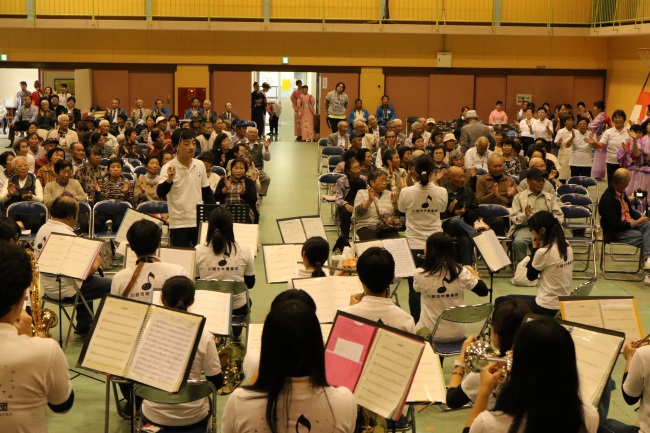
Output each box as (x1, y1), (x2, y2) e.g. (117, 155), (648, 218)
(43, 160), (86, 208)
(354, 170), (399, 241)
(327, 121), (350, 148)
(441, 166), (479, 265)
(324, 82), (349, 133)
(460, 110), (496, 154)
(133, 155), (162, 204)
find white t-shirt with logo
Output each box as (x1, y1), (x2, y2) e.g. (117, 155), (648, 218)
(532, 243), (573, 310)
(470, 403), (598, 433)
(0, 323), (73, 433)
(338, 296), (417, 334)
(195, 242), (255, 309)
(623, 345), (650, 433)
(414, 267), (478, 342)
(398, 182), (447, 250)
(111, 261), (188, 301)
(142, 329), (221, 426)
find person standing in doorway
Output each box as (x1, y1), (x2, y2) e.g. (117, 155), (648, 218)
(297, 85), (316, 142)
(251, 82), (267, 136)
(290, 80), (303, 141)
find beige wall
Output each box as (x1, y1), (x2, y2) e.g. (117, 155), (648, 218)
(606, 35), (649, 118)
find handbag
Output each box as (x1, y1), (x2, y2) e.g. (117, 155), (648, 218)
(373, 197), (401, 232)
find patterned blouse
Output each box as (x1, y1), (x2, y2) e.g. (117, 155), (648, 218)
(98, 174), (133, 204)
(74, 163), (106, 205)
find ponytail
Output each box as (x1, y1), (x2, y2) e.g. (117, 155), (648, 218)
(302, 237), (329, 277)
(311, 261), (326, 278)
(415, 154), (435, 186)
(161, 276), (195, 312)
(206, 207), (237, 256)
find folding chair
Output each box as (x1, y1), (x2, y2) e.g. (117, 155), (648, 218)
(557, 184), (588, 196)
(600, 208), (644, 281)
(428, 303), (494, 360)
(126, 158), (142, 167)
(7, 201), (49, 242)
(133, 165), (147, 176)
(318, 173), (343, 229)
(194, 279), (250, 342)
(328, 155), (342, 173)
(100, 158), (110, 167)
(560, 193), (593, 207)
(570, 277), (597, 297)
(132, 380), (218, 433)
(77, 202), (92, 237)
(320, 146), (343, 174)
(121, 173), (133, 181)
(561, 205), (596, 278)
(568, 176), (598, 202)
(122, 165), (132, 173)
(476, 168), (488, 176)
(211, 166), (226, 177)
(42, 285), (95, 351)
(91, 199), (132, 238)
(509, 175), (519, 185)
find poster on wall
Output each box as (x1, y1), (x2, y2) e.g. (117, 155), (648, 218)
(54, 79), (75, 95)
(516, 94), (532, 105)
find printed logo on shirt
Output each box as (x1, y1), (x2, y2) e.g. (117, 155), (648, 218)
(557, 260), (573, 269)
(207, 266), (239, 272)
(426, 292), (460, 299)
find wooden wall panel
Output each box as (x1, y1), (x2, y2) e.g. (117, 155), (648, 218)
(429, 74), (474, 122)
(319, 72), (359, 135)
(572, 76), (605, 109)
(211, 71), (251, 122)
(475, 75), (508, 123)
(128, 72), (174, 115)
(92, 70), (129, 110)
(385, 75), (429, 122)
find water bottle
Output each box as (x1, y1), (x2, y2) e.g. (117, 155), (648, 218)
(595, 224), (602, 240)
(106, 220), (113, 234)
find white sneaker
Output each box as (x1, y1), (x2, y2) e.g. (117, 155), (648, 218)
(645, 258), (650, 270)
(645, 274), (650, 286)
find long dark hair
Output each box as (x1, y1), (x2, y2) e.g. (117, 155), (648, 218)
(205, 207), (237, 256)
(421, 233), (463, 282)
(415, 154), (435, 186)
(302, 236), (329, 278)
(491, 299), (530, 353)
(249, 298), (329, 433)
(493, 317), (586, 433)
(528, 211), (568, 261)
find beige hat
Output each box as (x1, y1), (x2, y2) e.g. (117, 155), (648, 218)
(466, 110), (479, 119)
(156, 116), (167, 124)
(426, 118), (436, 124)
(443, 133), (457, 142)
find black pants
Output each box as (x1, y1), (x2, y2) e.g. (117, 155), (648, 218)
(269, 114), (279, 134)
(8, 120), (30, 142)
(327, 117), (343, 134)
(93, 212), (125, 235)
(407, 249), (425, 324)
(570, 166), (591, 177)
(333, 207), (353, 252)
(606, 163), (620, 187)
(170, 227), (199, 248)
(252, 112), (265, 135)
(356, 227), (400, 241)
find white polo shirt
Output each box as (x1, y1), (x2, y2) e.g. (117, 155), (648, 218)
(159, 158), (209, 229)
(0, 323), (73, 433)
(111, 261), (188, 301)
(600, 126), (631, 165)
(338, 296), (416, 334)
(464, 147), (492, 170)
(568, 129), (594, 167)
(34, 219), (80, 299)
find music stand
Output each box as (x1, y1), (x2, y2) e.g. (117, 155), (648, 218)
(472, 230), (512, 303)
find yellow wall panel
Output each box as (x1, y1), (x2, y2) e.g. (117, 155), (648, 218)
(0, 0), (27, 15)
(360, 67), (385, 107)
(76, 29), (112, 63)
(443, 0), (493, 23)
(42, 29), (80, 63)
(501, 0), (547, 24)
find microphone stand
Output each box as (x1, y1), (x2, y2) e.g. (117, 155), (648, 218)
(56, 274), (103, 384)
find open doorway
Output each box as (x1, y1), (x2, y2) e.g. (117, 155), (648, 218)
(252, 71), (319, 140)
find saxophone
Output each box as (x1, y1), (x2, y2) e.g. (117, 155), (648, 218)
(26, 247), (58, 337)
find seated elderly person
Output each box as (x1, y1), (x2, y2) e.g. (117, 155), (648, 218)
(508, 168), (563, 261)
(464, 136), (491, 171)
(441, 166), (479, 265)
(476, 154), (518, 235)
(43, 160), (87, 209)
(353, 170), (399, 241)
(599, 168), (650, 282)
(518, 157), (556, 193)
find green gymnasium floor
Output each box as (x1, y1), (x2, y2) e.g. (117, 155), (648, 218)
(8, 125), (645, 432)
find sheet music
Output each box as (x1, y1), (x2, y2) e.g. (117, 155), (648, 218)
(38, 234), (102, 279)
(567, 325), (623, 406)
(198, 221), (209, 246)
(159, 247), (196, 280)
(354, 241), (384, 256)
(152, 290), (232, 336)
(600, 299), (643, 341)
(293, 277), (363, 323)
(80, 297), (149, 376)
(301, 217), (327, 241)
(381, 238), (416, 278)
(473, 230), (511, 272)
(355, 329), (424, 419)
(263, 244), (300, 283)
(123, 245), (139, 269)
(234, 223), (259, 257)
(278, 219), (307, 244)
(407, 342), (446, 403)
(127, 307), (202, 392)
(560, 300), (604, 329)
(115, 208), (164, 244)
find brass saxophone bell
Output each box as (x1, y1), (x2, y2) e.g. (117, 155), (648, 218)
(217, 341), (246, 395)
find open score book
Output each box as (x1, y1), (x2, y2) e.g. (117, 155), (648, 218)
(37, 233), (104, 280)
(324, 311), (425, 419)
(77, 295), (205, 393)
